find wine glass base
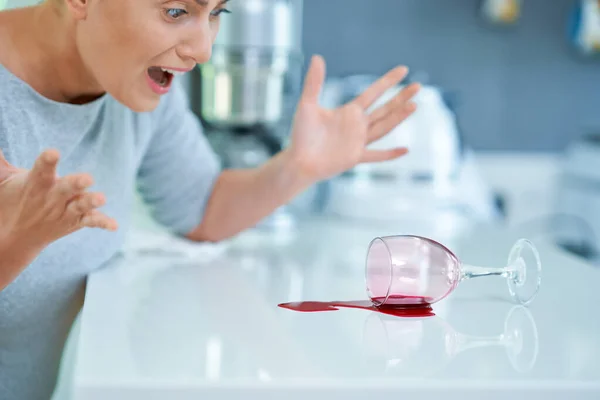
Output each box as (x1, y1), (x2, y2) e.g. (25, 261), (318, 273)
(506, 239), (542, 305)
(504, 305), (539, 372)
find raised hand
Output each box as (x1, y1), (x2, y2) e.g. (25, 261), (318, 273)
(0, 148), (118, 290)
(287, 55), (421, 182)
(0, 148), (118, 246)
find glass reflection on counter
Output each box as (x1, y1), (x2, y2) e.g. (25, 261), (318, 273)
(361, 305), (539, 376)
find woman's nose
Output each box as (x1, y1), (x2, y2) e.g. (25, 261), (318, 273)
(177, 24), (214, 64)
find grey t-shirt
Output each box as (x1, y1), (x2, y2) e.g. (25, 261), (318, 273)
(0, 63), (220, 399)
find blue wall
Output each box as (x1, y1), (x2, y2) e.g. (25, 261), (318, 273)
(5, 0), (599, 151)
(302, 0), (600, 152)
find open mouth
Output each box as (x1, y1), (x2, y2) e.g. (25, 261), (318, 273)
(147, 66), (174, 88)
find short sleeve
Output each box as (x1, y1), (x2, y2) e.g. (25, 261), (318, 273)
(136, 81), (221, 235)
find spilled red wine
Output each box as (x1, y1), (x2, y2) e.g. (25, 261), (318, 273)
(278, 295), (435, 318)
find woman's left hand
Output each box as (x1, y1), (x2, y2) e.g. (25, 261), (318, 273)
(287, 55), (421, 183)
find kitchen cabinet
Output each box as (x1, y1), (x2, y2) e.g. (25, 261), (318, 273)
(474, 152), (561, 227)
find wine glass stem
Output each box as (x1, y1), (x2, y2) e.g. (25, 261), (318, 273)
(460, 264), (512, 281)
(456, 334), (505, 353)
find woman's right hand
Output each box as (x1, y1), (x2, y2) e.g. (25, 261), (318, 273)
(0, 148), (117, 289)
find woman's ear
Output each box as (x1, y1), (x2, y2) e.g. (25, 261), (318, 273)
(64, 0), (90, 20)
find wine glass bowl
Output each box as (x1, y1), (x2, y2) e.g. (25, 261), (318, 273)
(365, 235), (541, 308)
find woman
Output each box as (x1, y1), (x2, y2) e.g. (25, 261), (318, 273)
(0, 0), (419, 398)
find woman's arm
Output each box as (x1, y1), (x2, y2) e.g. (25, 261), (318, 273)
(0, 232), (43, 291)
(0, 149), (117, 291)
(185, 149), (311, 242)
(187, 56), (420, 242)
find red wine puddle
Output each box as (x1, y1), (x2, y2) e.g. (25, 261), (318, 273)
(278, 296), (435, 318)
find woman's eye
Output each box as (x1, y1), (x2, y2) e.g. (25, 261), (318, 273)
(166, 8), (188, 19)
(210, 8), (231, 18)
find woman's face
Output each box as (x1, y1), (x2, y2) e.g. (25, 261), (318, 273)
(69, 0), (229, 111)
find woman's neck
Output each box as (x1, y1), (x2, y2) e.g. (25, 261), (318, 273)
(0, 3), (105, 104)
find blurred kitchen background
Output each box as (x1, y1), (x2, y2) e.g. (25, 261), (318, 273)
(188, 0), (600, 263)
(303, 0), (600, 152)
(4, 0), (600, 259)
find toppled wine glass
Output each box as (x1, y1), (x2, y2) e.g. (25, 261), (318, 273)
(366, 236), (541, 307)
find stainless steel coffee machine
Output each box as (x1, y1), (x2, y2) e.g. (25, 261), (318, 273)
(191, 0), (304, 170)
(189, 0), (305, 229)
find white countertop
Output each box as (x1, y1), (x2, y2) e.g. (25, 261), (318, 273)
(69, 215), (600, 399)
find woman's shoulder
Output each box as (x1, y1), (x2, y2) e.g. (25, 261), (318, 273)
(0, 8), (29, 100)
(0, 64), (35, 140)
(0, 63), (25, 104)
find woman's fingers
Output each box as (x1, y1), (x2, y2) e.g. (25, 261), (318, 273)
(65, 192), (105, 217)
(368, 83), (420, 126)
(351, 66), (409, 110)
(300, 55), (327, 104)
(65, 193), (118, 231)
(80, 210), (119, 231)
(52, 173), (94, 204)
(368, 101), (417, 144)
(27, 149), (60, 192)
(360, 148), (409, 164)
